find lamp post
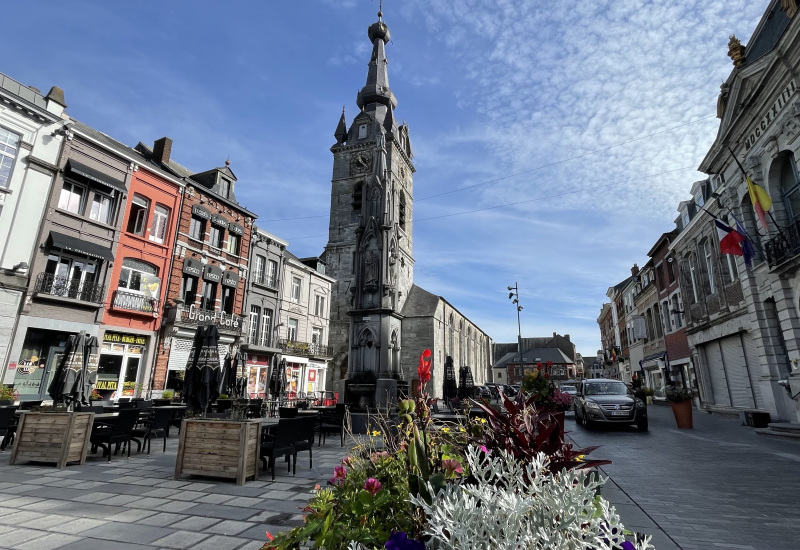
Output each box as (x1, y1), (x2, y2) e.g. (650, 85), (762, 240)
(508, 283), (523, 378)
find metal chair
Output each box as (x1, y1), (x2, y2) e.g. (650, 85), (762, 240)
(131, 408), (173, 455)
(0, 407), (18, 451)
(292, 414), (318, 470)
(260, 419), (298, 480)
(89, 409), (141, 462)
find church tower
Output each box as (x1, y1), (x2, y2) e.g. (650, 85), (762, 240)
(323, 10), (415, 387)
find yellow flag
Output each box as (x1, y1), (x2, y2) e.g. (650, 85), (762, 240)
(746, 177), (772, 211)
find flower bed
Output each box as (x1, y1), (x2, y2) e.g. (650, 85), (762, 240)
(264, 350), (654, 550)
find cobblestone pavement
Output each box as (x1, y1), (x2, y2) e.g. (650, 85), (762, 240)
(566, 404), (800, 550)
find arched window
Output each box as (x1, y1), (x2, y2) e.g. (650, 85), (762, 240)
(399, 193), (407, 231)
(353, 181), (363, 211)
(448, 314), (454, 356)
(780, 152), (800, 223)
(119, 258), (158, 293)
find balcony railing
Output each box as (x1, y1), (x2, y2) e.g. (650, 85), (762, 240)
(764, 220), (800, 266)
(277, 338), (333, 358)
(34, 272), (105, 303)
(112, 290), (158, 315)
(244, 332), (276, 348)
(170, 304), (245, 333)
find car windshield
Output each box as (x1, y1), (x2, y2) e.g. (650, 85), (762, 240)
(585, 382), (628, 396)
(560, 385), (577, 392)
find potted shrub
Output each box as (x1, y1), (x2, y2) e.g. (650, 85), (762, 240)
(633, 386), (655, 404)
(153, 389), (174, 407)
(0, 385), (18, 406)
(666, 385), (695, 429)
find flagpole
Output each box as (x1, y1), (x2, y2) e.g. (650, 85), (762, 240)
(726, 207), (766, 259)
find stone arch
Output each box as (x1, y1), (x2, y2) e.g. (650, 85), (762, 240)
(357, 327), (378, 372)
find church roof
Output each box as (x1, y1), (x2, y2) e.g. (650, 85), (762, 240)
(400, 284), (441, 317)
(494, 348), (574, 369)
(744, 2), (792, 65)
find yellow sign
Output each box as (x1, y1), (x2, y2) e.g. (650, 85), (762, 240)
(95, 380), (118, 390)
(103, 332), (147, 346)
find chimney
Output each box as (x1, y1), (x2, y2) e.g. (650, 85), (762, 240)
(631, 263), (639, 277)
(153, 137), (173, 165)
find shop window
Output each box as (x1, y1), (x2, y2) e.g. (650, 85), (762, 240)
(0, 127), (20, 189)
(220, 285), (235, 314)
(287, 318), (298, 341)
(291, 276), (301, 303)
(89, 191), (114, 224)
(209, 226), (224, 249)
(225, 233), (240, 255)
(180, 274), (198, 306)
(254, 255), (266, 284)
(189, 215), (206, 241)
(200, 281), (217, 310)
(58, 181), (86, 214)
(126, 195), (150, 236)
(149, 204), (170, 244)
(118, 258), (158, 293)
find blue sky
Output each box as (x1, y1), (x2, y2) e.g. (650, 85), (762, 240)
(5, 0), (767, 356)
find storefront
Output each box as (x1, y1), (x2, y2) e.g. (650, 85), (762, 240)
(11, 328), (77, 400)
(96, 331), (148, 401)
(640, 352), (667, 399)
(246, 353), (272, 398)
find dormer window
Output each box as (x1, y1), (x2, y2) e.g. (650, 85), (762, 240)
(219, 177), (231, 199)
(694, 192), (704, 208)
(682, 208), (690, 228)
(358, 124), (367, 139)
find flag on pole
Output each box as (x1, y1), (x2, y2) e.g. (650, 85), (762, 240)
(746, 176), (772, 230)
(611, 347), (617, 362)
(730, 214), (756, 266)
(714, 217), (754, 266)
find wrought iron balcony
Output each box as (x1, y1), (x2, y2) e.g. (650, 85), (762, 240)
(243, 331), (275, 348)
(277, 338), (333, 358)
(112, 290), (158, 315)
(34, 272), (105, 303)
(764, 220), (800, 267)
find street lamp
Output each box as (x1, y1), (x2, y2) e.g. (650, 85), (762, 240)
(508, 283), (523, 376)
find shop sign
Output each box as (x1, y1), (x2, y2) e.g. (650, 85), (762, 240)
(203, 264), (222, 283)
(191, 204), (211, 220)
(95, 379), (118, 390)
(13, 360), (42, 375)
(183, 258), (202, 277)
(185, 304), (241, 329)
(744, 79), (797, 151)
(228, 222), (244, 236)
(104, 332), (147, 346)
(222, 270), (239, 287)
(142, 274), (161, 300)
(308, 369), (316, 382)
(211, 214), (229, 228)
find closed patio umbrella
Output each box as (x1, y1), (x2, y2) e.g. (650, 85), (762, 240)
(457, 365), (474, 399)
(222, 349), (247, 399)
(70, 335), (98, 405)
(183, 325), (223, 415)
(47, 332), (84, 406)
(443, 355), (458, 401)
(268, 357), (285, 397)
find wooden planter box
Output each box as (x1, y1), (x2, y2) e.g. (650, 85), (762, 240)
(9, 411), (94, 469)
(174, 419), (261, 485)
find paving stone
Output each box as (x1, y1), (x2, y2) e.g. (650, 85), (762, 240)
(170, 516), (223, 531)
(150, 530), (211, 549)
(105, 508), (160, 523)
(169, 489), (207, 501)
(135, 512), (189, 527)
(79, 522), (173, 544)
(155, 500), (198, 513)
(125, 496), (171, 509)
(195, 493), (236, 505)
(14, 532), (83, 550)
(0, 527), (49, 546)
(188, 503), (258, 521)
(203, 519), (255, 536)
(98, 494), (145, 506)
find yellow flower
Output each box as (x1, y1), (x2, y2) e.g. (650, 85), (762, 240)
(371, 430), (381, 437)
(459, 427), (466, 433)
(441, 427), (451, 433)
(477, 418), (487, 424)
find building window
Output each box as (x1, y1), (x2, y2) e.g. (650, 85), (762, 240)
(180, 274), (198, 305)
(312, 326), (322, 349)
(89, 192), (114, 224)
(724, 253), (739, 283)
(688, 256), (699, 304)
(314, 295), (325, 317)
(267, 260), (278, 287)
(209, 226), (224, 249)
(287, 318), (298, 341)
(662, 301), (671, 332)
(220, 285), (234, 314)
(780, 152), (800, 223)
(127, 195), (150, 236)
(149, 204), (170, 244)
(189, 215), (205, 241)
(261, 309), (272, 346)
(0, 127), (20, 189)
(399, 193), (406, 231)
(702, 240), (715, 294)
(254, 255), (265, 284)
(118, 258), (158, 293)
(353, 182), (363, 211)
(358, 124), (367, 139)
(58, 181), (86, 214)
(219, 177), (231, 198)
(291, 276), (301, 303)
(225, 233), (240, 255)
(200, 281), (217, 310)
(44, 253), (98, 297)
(249, 305), (261, 345)
(672, 294), (683, 328)
(667, 259), (676, 283)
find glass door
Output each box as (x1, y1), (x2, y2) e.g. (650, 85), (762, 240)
(120, 356), (141, 397)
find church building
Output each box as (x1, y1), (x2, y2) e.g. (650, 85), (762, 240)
(322, 10), (492, 400)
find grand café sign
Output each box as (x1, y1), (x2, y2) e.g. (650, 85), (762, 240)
(182, 304), (241, 330)
(744, 79), (797, 151)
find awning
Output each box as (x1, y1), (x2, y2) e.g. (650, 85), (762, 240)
(49, 231), (114, 261)
(66, 160), (126, 193)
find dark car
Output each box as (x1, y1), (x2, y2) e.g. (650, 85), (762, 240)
(574, 378), (648, 431)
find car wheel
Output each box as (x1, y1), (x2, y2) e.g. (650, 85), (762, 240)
(636, 419), (648, 432)
(582, 409), (593, 429)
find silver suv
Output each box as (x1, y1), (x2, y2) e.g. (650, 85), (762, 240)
(574, 378), (648, 432)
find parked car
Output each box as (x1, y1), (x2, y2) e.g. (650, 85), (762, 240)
(501, 384), (517, 397)
(484, 384), (501, 400)
(574, 378), (648, 431)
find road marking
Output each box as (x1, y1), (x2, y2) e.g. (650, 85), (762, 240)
(772, 452), (800, 462)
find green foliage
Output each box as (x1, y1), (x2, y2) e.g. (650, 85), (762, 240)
(161, 390), (175, 399)
(0, 385), (18, 401)
(665, 385), (695, 403)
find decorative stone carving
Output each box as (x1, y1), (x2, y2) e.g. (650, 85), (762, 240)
(746, 155), (763, 182)
(716, 83), (729, 119)
(783, 0), (798, 18)
(728, 35), (746, 67)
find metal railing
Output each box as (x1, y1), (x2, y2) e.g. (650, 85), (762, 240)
(35, 272), (105, 303)
(277, 338), (333, 358)
(764, 220), (800, 267)
(112, 290), (158, 314)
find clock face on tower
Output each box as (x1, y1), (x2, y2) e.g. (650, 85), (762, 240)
(350, 151), (372, 175)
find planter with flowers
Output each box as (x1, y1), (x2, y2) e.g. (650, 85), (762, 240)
(520, 361), (573, 440)
(263, 350), (655, 550)
(0, 385), (18, 406)
(665, 385), (695, 429)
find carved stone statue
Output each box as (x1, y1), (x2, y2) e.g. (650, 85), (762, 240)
(365, 250), (378, 284)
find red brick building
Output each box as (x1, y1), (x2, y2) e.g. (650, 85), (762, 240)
(135, 138), (256, 393)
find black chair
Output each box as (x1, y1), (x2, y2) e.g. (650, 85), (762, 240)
(215, 399), (233, 413)
(0, 407), (18, 451)
(19, 401), (42, 411)
(318, 406), (348, 447)
(118, 397), (132, 403)
(293, 415), (318, 470)
(116, 401), (136, 409)
(279, 407), (298, 418)
(247, 398), (264, 418)
(136, 400), (153, 410)
(260, 419), (298, 480)
(131, 408), (173, 455)
(90, 409), (140, 462)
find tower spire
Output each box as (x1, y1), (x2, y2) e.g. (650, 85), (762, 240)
(357, 10), (397, 112)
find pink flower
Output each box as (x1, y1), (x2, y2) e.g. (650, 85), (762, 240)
(442, 458), (463, 476)
(370, 451), (390, 463)
(363, 477), (382, 496)
(329, 465), (347, 486)
(341, 456), (354, 466)
(480, 445), (490, 454)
